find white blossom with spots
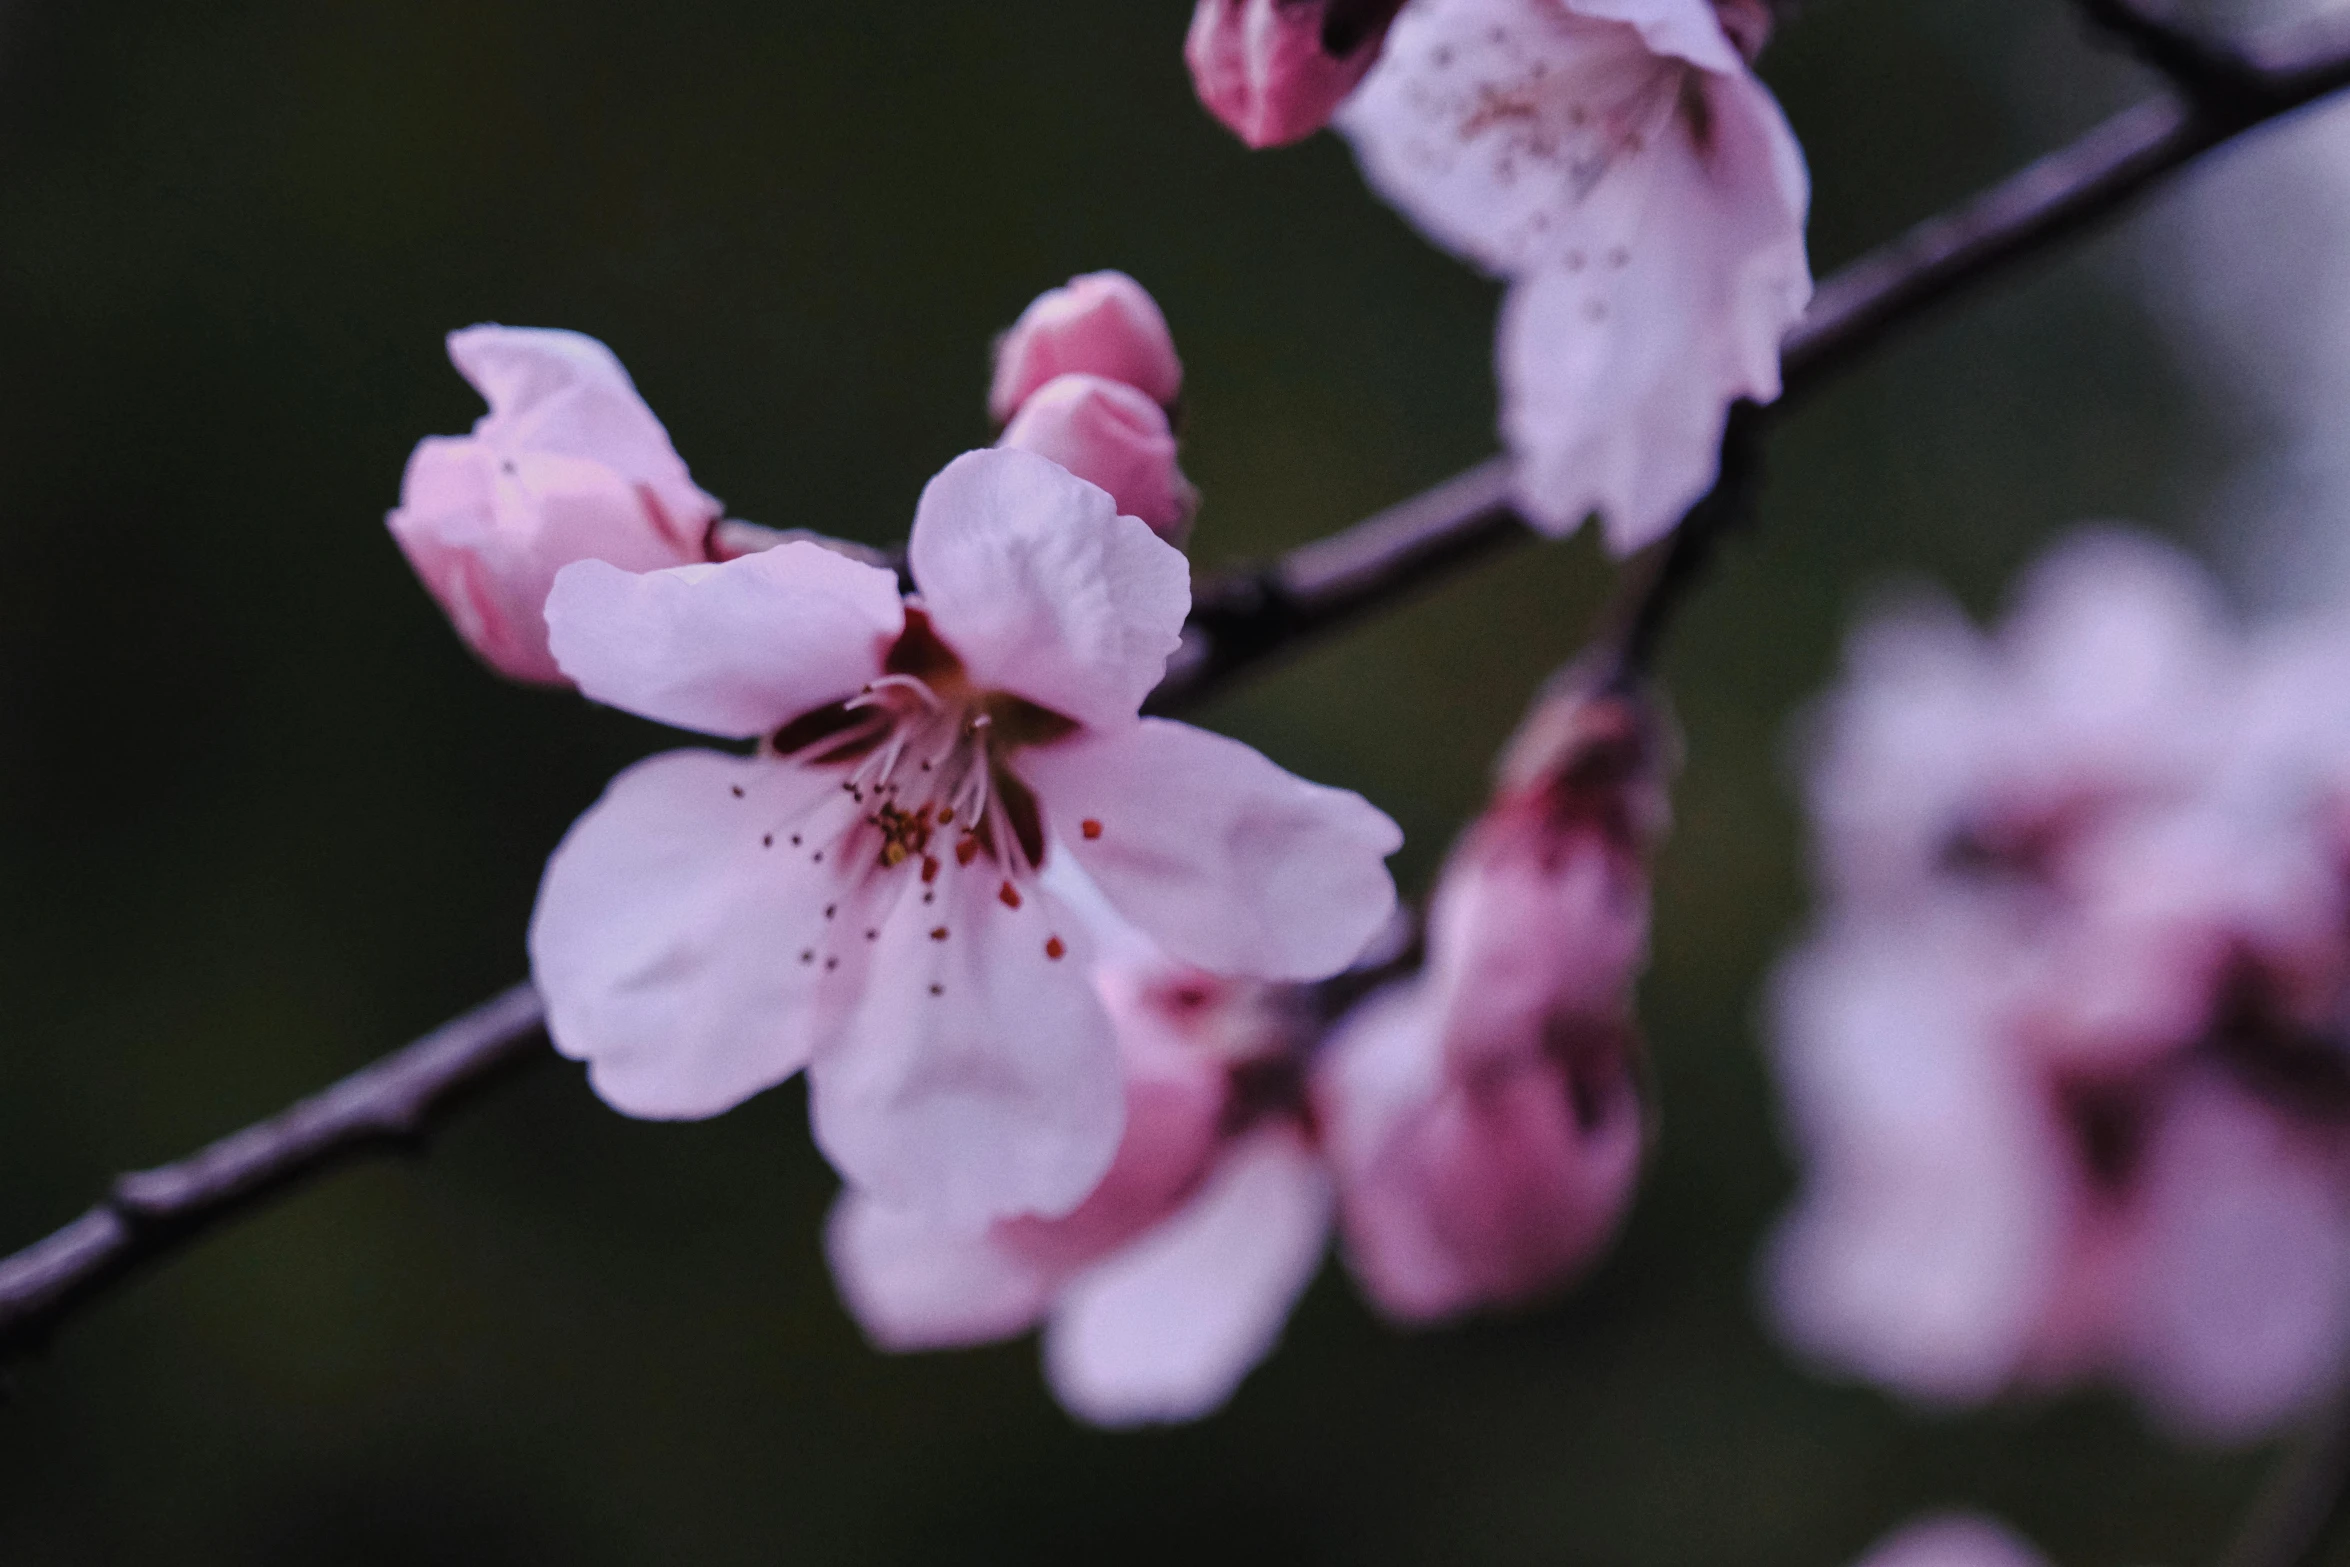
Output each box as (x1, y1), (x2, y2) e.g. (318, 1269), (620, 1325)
(1337, 0), (1811, 550)
(527, 448), (1403, 1227)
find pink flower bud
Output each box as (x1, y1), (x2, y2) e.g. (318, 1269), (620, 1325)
(988, 272), (1183, 424)
(997, 374), (1199, 542)
(1185, 0), (1400, 150)
(1317, 672), (1673, 1322)
(388, 326), (718, 685)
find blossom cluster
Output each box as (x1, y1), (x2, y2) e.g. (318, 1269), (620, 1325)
(1771, 531), (2350, 1442)
(830, 666), (1666, 1421)
(368, 0), (2350, 1503)
(385, 263), (1672, 1422)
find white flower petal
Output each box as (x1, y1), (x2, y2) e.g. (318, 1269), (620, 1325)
(1763, 920), (2065, 1405)
(1498, 68), (1809, 547)
(1023, 718), (1401, 982)
(824, 1190), (1056, 1351)
(1043, 1128), (1333, 1427)
(528, 749), (890, 1120)
(907, 449), (1190, 729)
(2126, 1072), (2350, 1443)
(807, 862), (1125, 1227)
(1337, 0), (1810, 547)
(1569, 0), (1743, 73)
(546, 544), (905, 740)
(1340, 0), (1677, 277)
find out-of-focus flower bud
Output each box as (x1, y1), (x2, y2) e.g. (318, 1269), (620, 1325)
(1185, 0), (1401, 149)
(1317, 668), (1673, 1322)
(388, 325), (717, 685)
(988, 271), (1183, 425)
(998, 374), (1200, 542)
(1851, 1515), (2052, 1567)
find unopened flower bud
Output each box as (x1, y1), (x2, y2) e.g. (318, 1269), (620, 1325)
(1185, 0), (1401, 149)
(998, 374), (1199, 542)
(388, 325), (718, 685)
(1317, 667), (1674, 1322)
(988, 271), (1183, 425)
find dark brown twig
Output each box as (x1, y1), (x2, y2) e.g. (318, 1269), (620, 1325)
(0, 984), (546, 1358)
(6, 15), (2350, 1367)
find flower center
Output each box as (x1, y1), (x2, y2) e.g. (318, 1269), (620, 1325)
(769, 608), (1076, 887)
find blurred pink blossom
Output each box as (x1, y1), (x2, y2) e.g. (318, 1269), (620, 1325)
(1335, 0), (1811, 550)
(988, 271), (1183, 425)
(828, 960), (1335, 1427)
(1319, 672), (1665, 1319)
(998, 373), (1200, 542)
(388, 325), (720, 685)
(529, 448), (1401, 1226)
(1770, 530), (2350, 1442)
(1184, 0), (1404, 148)
(1850, 1515), (2052, 1567)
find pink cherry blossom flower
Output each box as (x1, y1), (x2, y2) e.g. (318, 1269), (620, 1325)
(388, 325), (720, 685)
(1317, 670), (1663, 1320)
(529, 447), (1401, 1227)
(1769, 530), (2350, 1442)
(988, 272), (1184, 425)
(1851, 1515), (2052, 1567)
(1334, 0), (1811, 550)
(1184, 0), (1406, 149)
(998, 373), (1200, 543)
(827, 958), (1336, 1426)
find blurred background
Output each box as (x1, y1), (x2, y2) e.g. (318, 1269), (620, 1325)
(0, 0), (2334, 1560)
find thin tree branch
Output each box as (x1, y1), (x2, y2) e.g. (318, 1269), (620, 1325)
(6, 16), (2350, 1366)
(0, 984), (547, 1359)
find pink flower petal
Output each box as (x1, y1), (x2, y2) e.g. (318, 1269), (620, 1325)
(528, 749), (884, 1119)
(1023, 718), (1402, 981)
(1043, 1127), (1334, 1426)
(997, 374), (1199, 541)
(906, 449), (1190, 731)
(388, 325), (722, 685)
(994, 964), (1233, 1268)
(824, 1191), (1056, 1351)
(447, 324), (718, 542)
(545, 544), (904, 740)
(988, 272), (1184, 423)
(806, 866), (1126, 1226)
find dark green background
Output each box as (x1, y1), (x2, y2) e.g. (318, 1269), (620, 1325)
(0, 1), (2299, 1560)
